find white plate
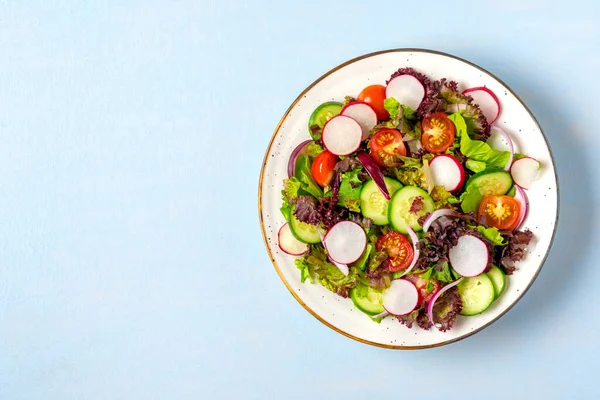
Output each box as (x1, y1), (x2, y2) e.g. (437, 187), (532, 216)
(258, 49), (558, 349)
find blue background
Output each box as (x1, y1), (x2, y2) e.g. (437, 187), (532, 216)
(1, 1), (598, 399)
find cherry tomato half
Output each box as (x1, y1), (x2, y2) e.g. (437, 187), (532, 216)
(376, 231), (414, 272)
(421, 111), (455, 153)
(369, 128), (407, 167)
(477, 195), (521, 231)
(311, 150), (338, 187)
(404, 274), (441, 307)
(357, 84), (389, 120)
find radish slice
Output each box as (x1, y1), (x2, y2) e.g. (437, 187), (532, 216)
(446, 103), (467, 113)
(514, 185), (529, 230)
(278, 223), (309, 256)
(395, 226), (420, 279)
(463, 87), (501, 123)
(382, 279), (419, 316)
(330, 259), (349, 276)
(287, 140), (312, 178)
(448, 235), (489, 277)
(341, 102), (377, 141)
(321, 115), (362, 156)
(487, 126), (514, 171)
(427, 278), (463, 327)
(323, 221), (366, 264)
(422, 209), (460, 232)
(511, 157), (542, 189)
(429, 154), (465, 192)
(386, 75), (425, 111)
(356, 152), (390, 200)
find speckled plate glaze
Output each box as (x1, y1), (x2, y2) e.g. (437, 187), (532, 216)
(258, 49), (558, 349)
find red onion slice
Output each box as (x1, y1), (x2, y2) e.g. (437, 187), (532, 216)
(427, 278), (464, 327)
(287, 140), (312, 178)
(422, 209), (460, 232)
(395, 226), (420, 279)
(514, 185), (529, 230)
(489, 126), (514, 171)
(356, 152), (390, 200)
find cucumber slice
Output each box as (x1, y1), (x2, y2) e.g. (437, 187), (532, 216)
(351, 243), (373, 272)
(465, 170), (513, 197)
(457, 274), (496, 316)
(487, 265), (506, 299)
(360, 178), (403, 225)
(308, 102), (343, 139)
(388, 185), (434, 234)
(288, 207), (321, 244)
(350, 283), (385, 315)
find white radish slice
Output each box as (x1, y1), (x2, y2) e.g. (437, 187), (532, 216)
(514, 186), (529, 230)
(511, 157), (542, 189)
(323, 221), (366, 264)
(385, 75), (425, 111)
(427, 277), (463, 327)
(448, 235), (489, 277)
(429, 154), (465, 192)
(394, 227), (420, 279)
(341, 102), (377, 141)
(382, 279), (419, 316)
(278, 223), (309, 256)
(422, 209), (460, 232)
(463, 86), (501, 123)
(321, 115), (363, 156)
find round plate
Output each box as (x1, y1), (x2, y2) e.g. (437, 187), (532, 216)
(258, 49), (559, 349)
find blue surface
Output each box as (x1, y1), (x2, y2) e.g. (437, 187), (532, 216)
(1, 1), (599, 399)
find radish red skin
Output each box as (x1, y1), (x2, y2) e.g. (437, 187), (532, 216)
(463, 86), (501, 123)
(278, 223), (309, 256)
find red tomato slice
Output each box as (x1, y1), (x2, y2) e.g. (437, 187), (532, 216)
(311, 150), (338, 187)
(376, 231), (414, 272)
(404, 273), (441, 306)
(368, 128), (407, 168)
(357, 85), (389, 120)
(478, 196), (521, 231)
(478, 195), (521, 231)
(421, 111), (455, 153)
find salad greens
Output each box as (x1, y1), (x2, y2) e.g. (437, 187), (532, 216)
(277, 66), (537, 332)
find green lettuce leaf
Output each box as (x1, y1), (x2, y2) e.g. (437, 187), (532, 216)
(384, 97), (401, 119)
(477, 226), (507, 246)
(305, 142), (324, 158)
(280, 177), (302, 221)
(459, 183), (483, 213)
(432, 262), (455, 284)
(337, 168), (363, 212)
(295, 246), (361, 295)
(448, 112), (512, 169)
(431, 185), (459, 208)
(465, 159), (487, 173)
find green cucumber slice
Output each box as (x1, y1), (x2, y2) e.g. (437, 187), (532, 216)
(308, 102), (343, 139)
(457, 274), (496, 316)
(360, 177), (403, 225)
(487, 265), (506, 300)
(288, 206), (321, 244)
(465, 170), (513, 197)
(388, 185), (434, 234)
(350, 283), (385, 315)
